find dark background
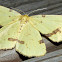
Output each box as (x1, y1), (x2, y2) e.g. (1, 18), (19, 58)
(0, 0), (62, 15)
(0, 0), (62, 62)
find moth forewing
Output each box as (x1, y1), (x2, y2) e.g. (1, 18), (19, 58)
(0, 6), (21, 26)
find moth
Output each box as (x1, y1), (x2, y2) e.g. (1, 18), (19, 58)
(0, 6), (62, 57)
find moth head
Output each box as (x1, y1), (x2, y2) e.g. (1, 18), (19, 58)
(20, 15), (29, 23)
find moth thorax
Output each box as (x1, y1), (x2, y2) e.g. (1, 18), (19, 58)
(20, 15), (29, 23)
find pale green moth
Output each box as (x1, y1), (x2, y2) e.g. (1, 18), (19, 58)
(0, 6), (62, 57)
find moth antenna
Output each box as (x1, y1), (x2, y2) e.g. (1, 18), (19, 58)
(28, 8), (47, 16)
(10, 7), (26, 15)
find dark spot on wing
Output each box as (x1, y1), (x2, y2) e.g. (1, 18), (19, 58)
(9, 9), (12, 12)
(8, 38), (17, 41)
(21, 25), (23, 27)
(42, 15), (45, 17)
(25, 20), (28, 23)
(45, 34), (51, 37)
(20, 28), (21, 30)
(9, 16), (11, 17)
(45, 28), (61, 37)
(8, 38), (24, 44)
(39, 40), (44, 44)
(0, 25), (3, 28)
(18, 40), (24, 44)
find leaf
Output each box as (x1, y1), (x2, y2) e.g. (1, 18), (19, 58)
(30, 15), (62, 42)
